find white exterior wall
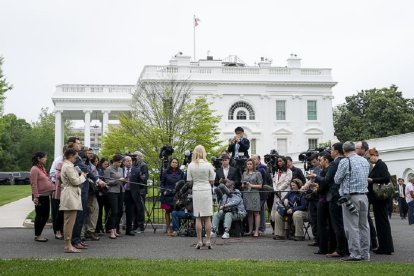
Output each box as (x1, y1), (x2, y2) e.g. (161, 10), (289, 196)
(52, 54), (337, 160)
(139, 55), (337, 159)
(366, 133), (414, 182)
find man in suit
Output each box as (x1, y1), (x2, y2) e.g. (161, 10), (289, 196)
(397, 178), (408, 219)
(132, 151), (149, 233)
(214, 154), (240, 189)
(227, 127), (250, 159)
(123, 155), (138, 236)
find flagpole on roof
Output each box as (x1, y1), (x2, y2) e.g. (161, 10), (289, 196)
(193, 15), (196, 61)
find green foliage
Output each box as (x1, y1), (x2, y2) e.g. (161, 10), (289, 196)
(0, 259), (414, 275)
(0, 56), (13, 114)
(334, 85), (414, 141)
(0, 114), (31, 171)
(101, 79), (223, 174)
(0, 108), (69, 171)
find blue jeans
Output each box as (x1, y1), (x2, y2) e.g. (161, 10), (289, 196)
(172, 210), (194, 231)
(408, 201), (414, 225)
(71, 182), (89, 245)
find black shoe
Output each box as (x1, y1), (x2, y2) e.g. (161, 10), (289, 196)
(293, 236), (305, 241)
(273, 235), (285, 240)
(314, 251), (327, 255)
(373, 249), (392, 255)
(125, 232), (135, 236)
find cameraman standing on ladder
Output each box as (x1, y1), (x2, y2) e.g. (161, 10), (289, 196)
(227, 127), (250, 159)
(334, 141), (370, 261)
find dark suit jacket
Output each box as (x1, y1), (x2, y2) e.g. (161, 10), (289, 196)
(227, 137), (250, 158)
(128, 166), (145, 203)
(368, 159), (391, 202)
(214, 166), (240, 187)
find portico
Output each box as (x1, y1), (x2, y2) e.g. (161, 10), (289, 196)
(52, 84), (134, 158)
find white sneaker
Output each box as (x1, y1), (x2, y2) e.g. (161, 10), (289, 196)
(222, 232), (230, 239)
(210, 232), (217, 238)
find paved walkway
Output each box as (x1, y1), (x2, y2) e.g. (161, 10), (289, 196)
(0, 196), (33, 228)
(0, 216), (413, 262)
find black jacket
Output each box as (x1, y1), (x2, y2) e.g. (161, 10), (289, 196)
(214, 166), (240, 188)
(227, 137), (250, 158)
(368, 159), (391, 202)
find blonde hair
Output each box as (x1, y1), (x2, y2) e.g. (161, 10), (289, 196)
(192, 145), (208, 165)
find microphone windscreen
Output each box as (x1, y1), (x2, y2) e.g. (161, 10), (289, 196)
(214, 187), (223, 198)
(262, 185), (274, 192)
(218, 183), (230, 195)
(175, 180), (185, 193)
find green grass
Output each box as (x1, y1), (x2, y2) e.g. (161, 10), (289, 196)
(0, 185), (31, 206)
(0, 259), (413, 275)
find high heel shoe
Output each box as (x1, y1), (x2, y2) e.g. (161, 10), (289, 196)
(195, 242), (203, 249)
(206, 241), (212, 249)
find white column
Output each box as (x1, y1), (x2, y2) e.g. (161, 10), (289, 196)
(54, 110), (63, 158)
(102, 110), (110, 135)
(84, 110), (91, 147)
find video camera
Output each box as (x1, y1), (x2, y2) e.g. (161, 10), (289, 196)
(211, 156), (223, 170)
(183, 150), (192, 166)
(159, 145), (174, 159)
(298, 147), (330, 171)
(264, 149), (279, 172)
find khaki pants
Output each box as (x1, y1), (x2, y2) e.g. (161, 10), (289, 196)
(63, 210), (78, 241)
(274, 211), (307, 237)
(86, 195), (99, 233)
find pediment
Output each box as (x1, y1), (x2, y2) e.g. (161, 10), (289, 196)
(273, 128), (292, 135)
(303, 127), (324, 135)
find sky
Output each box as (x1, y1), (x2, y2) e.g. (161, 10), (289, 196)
(1, 0), (413, 123)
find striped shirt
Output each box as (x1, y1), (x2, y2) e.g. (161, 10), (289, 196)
(334, 153), (370, 196)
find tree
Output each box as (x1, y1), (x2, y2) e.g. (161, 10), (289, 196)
(0, 114), (31, 171)
(0, 56), (13, 114)
(334, 85), (414, 141)
(0, 108), (70, 171)
(18, 108), (62, 170)
(101, 79), (223, 174)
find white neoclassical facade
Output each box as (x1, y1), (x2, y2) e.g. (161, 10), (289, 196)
(52, 54), (337, 158)
(366, 133), (414, 182)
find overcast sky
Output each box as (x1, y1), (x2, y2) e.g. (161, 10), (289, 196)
(1, 0), (413, 122)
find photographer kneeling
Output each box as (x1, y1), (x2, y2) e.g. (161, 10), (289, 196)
(211, 181), (247, 239)
(273, 179), (308, 241)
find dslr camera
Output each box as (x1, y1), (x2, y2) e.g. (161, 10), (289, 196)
(337, 196), (357, 214)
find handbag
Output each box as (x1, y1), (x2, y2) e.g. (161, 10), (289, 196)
(372, 183), (395, 200)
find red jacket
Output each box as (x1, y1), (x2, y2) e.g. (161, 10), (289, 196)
(30, 165), (55, 197)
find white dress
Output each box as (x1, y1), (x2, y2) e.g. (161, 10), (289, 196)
(186, 160), (216, 217)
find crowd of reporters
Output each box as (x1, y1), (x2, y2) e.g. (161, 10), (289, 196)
(28, 127), (413, 258)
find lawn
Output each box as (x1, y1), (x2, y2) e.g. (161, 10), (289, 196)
(0, 185), (31, 206)
(0, 259), (413, 275)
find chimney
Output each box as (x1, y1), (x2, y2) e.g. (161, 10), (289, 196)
(286, 54), (301, 68)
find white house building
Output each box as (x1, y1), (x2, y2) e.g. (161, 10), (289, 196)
(366, 133), (414, 182)
(52, 53), (337, 158)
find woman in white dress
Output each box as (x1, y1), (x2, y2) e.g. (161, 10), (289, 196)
(186, 145), (216, 249)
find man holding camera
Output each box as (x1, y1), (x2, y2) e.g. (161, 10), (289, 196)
(211, 181), (247, 239)
(334, 141), (370, 261)
(227, 127), (250, 159)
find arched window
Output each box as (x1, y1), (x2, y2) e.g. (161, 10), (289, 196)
(228, 101), (255, 120)
(236, 110), (247, 120)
